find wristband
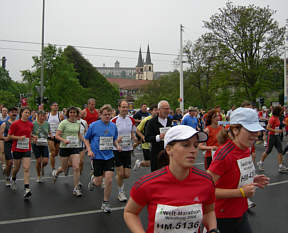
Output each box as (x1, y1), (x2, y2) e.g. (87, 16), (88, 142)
(239, 188), (246, 198)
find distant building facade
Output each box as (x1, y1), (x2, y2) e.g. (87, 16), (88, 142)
(96, 60), (136, 79)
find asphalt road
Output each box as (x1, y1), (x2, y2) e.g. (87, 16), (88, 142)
(0, 140), (287, 233)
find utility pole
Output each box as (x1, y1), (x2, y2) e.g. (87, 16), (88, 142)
(179, 24), (184, 113)
(285, 19), (288, 106)
(40, 0), (45, 104)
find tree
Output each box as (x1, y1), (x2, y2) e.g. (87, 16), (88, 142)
(0, 90), (18, 108)
(64, 46), (120, 108)
(203, 2), (285, 101)
(21, 44), (87, 109)
(0, 67), (12, 91)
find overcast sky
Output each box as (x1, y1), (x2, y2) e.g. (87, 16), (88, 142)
(1, 0), (287, 81)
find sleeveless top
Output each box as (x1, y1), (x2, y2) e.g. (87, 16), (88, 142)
(47, 112), (61, 136)
(84, 108), (99, 126)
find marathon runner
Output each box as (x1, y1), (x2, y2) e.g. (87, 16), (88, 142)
(82, 98), (99, 127)
(85, 104), (121, 213)
(111, 100), (137, 202)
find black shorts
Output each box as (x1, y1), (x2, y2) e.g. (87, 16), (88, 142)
(92, 158), (114, 177)
(113, 150), (132, 168)
(265, 134), (283, 154)
(12, 151), (31, 160)
(205, 157), (212, 170)
(59, 148), (81, 157)
(142, 149), (151, 161)
(4, 142), (13, 160)
(48, 137), (60, 144)
(32, 144), (49, 158)
(217, 212), (252, 233)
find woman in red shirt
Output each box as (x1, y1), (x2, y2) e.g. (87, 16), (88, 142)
(124, 125), (220, 233)
(8, 107), (34, 200)
(208, 108), (269, 233)
(199, 109), (222, 170)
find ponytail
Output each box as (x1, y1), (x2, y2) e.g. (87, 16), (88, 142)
(157, 150), (170, 169)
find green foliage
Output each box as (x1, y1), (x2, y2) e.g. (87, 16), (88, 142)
(21, 44), (87, 110)
(63, 46), (120, 108)
(0, 90), (18, 108)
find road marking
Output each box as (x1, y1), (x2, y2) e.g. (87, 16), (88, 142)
(0, 175), (73, 183)
(0, 206), (125, 225)
(267, 179), (288, 186)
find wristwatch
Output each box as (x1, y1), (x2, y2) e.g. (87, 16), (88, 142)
(208, 229), (220, 233)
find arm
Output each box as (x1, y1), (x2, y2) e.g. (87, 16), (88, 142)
(0, 123), (6, 140)
(202, 204), (217, 232)
(266, 123), (282, 133)
(55, 130), (69, 145)
(207, 170), (256, 199)
(84, 138), (95, 158)
(124, 198), (146, 233)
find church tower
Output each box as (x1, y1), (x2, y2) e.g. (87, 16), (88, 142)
(136, 48), (144, 80)
(143, 45), (153, 80)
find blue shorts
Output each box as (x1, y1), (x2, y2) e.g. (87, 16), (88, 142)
(32, 144), (49, 158)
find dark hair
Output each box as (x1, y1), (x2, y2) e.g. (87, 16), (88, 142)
(149, 104), (158, 111)
(19, 107), (31, 118)
(205, 109), (218, 126)
(241, 101), (252, 107)
(272, 106), (282, 117)
(141, 103), (147, 107)
(66, 106), (79, 118)
(118, 100), (128, 107)
(157, 141), (177, 169)
(50, 102), (58, 106)
(217, 124), (242, 145)
(37, 110), (46, 116)
(8, 107), (18, 112)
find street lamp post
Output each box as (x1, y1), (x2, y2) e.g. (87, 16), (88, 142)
(40, 0), (45, 104)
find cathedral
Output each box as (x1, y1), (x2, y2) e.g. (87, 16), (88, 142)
(136, 45), (153, 80)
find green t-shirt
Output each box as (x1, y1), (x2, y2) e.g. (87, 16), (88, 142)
(32, 121), (50, 146)
(57, 119), (80, 148)
(137, 115), (152, 150)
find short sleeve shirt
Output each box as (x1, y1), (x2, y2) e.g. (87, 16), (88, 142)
(268, 116), (280, 135)
(57, 119), (80, 148)
(130, 166), (215, 233)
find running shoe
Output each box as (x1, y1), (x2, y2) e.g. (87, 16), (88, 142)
(52, 169), (58, 183)
(24, 188), (32, 200)
(248, 199), (256, 209)
(72, 186), (82, 197)
(88, 175), (95, 191)
(10, 178), (16, 191)
(5, 178), (11, 187)
(133, 159), (141, 171)
(101, 202), (112, 213)
(36, 176), (43, 183)
(257, 162), (264, 171)
(278, 165), (288, 173)
(2, 163), (6, 171)
(118, 191), (127, 202)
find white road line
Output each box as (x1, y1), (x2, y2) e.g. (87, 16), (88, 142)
(267, 179), (288, 186)
(0, 175), (73, 183)
(0, 206), (125, 225)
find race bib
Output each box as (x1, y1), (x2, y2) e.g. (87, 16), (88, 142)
(275, 127), (279, 136)
(237, 156), (256, 188)
(154, 204), (202, 233)
(50, 123), (59, 135)
(66, 136), (79, 148)
(16, 137), (29, 150)
(120, 135), (132, 148)
(36, 138), (48, 146)
(160, 127), (171, 134)
(259, 121), (266, 127)
(99, 137), (113, 150)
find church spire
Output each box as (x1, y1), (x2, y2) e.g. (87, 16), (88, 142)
(145, 44), (152, 65)
(136, 48), (143, 67)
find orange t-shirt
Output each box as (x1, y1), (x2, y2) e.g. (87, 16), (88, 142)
(205, 125), (222, 158)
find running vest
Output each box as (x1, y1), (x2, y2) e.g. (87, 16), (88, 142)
(84, 108), (99, 126)
(47, 112), (61, 136)
(4, 120), (12, 137)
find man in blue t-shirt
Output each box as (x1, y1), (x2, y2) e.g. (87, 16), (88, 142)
(181, 106), (199, 130)
(84, 104), (120, 213)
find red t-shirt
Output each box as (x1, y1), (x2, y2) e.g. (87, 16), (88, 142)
(8, 119), (33, 152)
(130, 166), (215, 233)
(268, 116), (280, 135)
(205, 125), (222, 158)
(84, 108), (99, 126)
(208, 139), (250, 218)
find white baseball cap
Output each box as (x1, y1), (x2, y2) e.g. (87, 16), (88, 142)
(230, 107), (264, 132)
(164, 125), (208, 148)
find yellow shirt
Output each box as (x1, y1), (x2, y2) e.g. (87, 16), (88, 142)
(137, 115), (152, 150)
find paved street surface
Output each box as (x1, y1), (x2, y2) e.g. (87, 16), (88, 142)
(0, 140), (288, 233)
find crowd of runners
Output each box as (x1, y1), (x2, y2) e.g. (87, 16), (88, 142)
(0, 98), (287, 233)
